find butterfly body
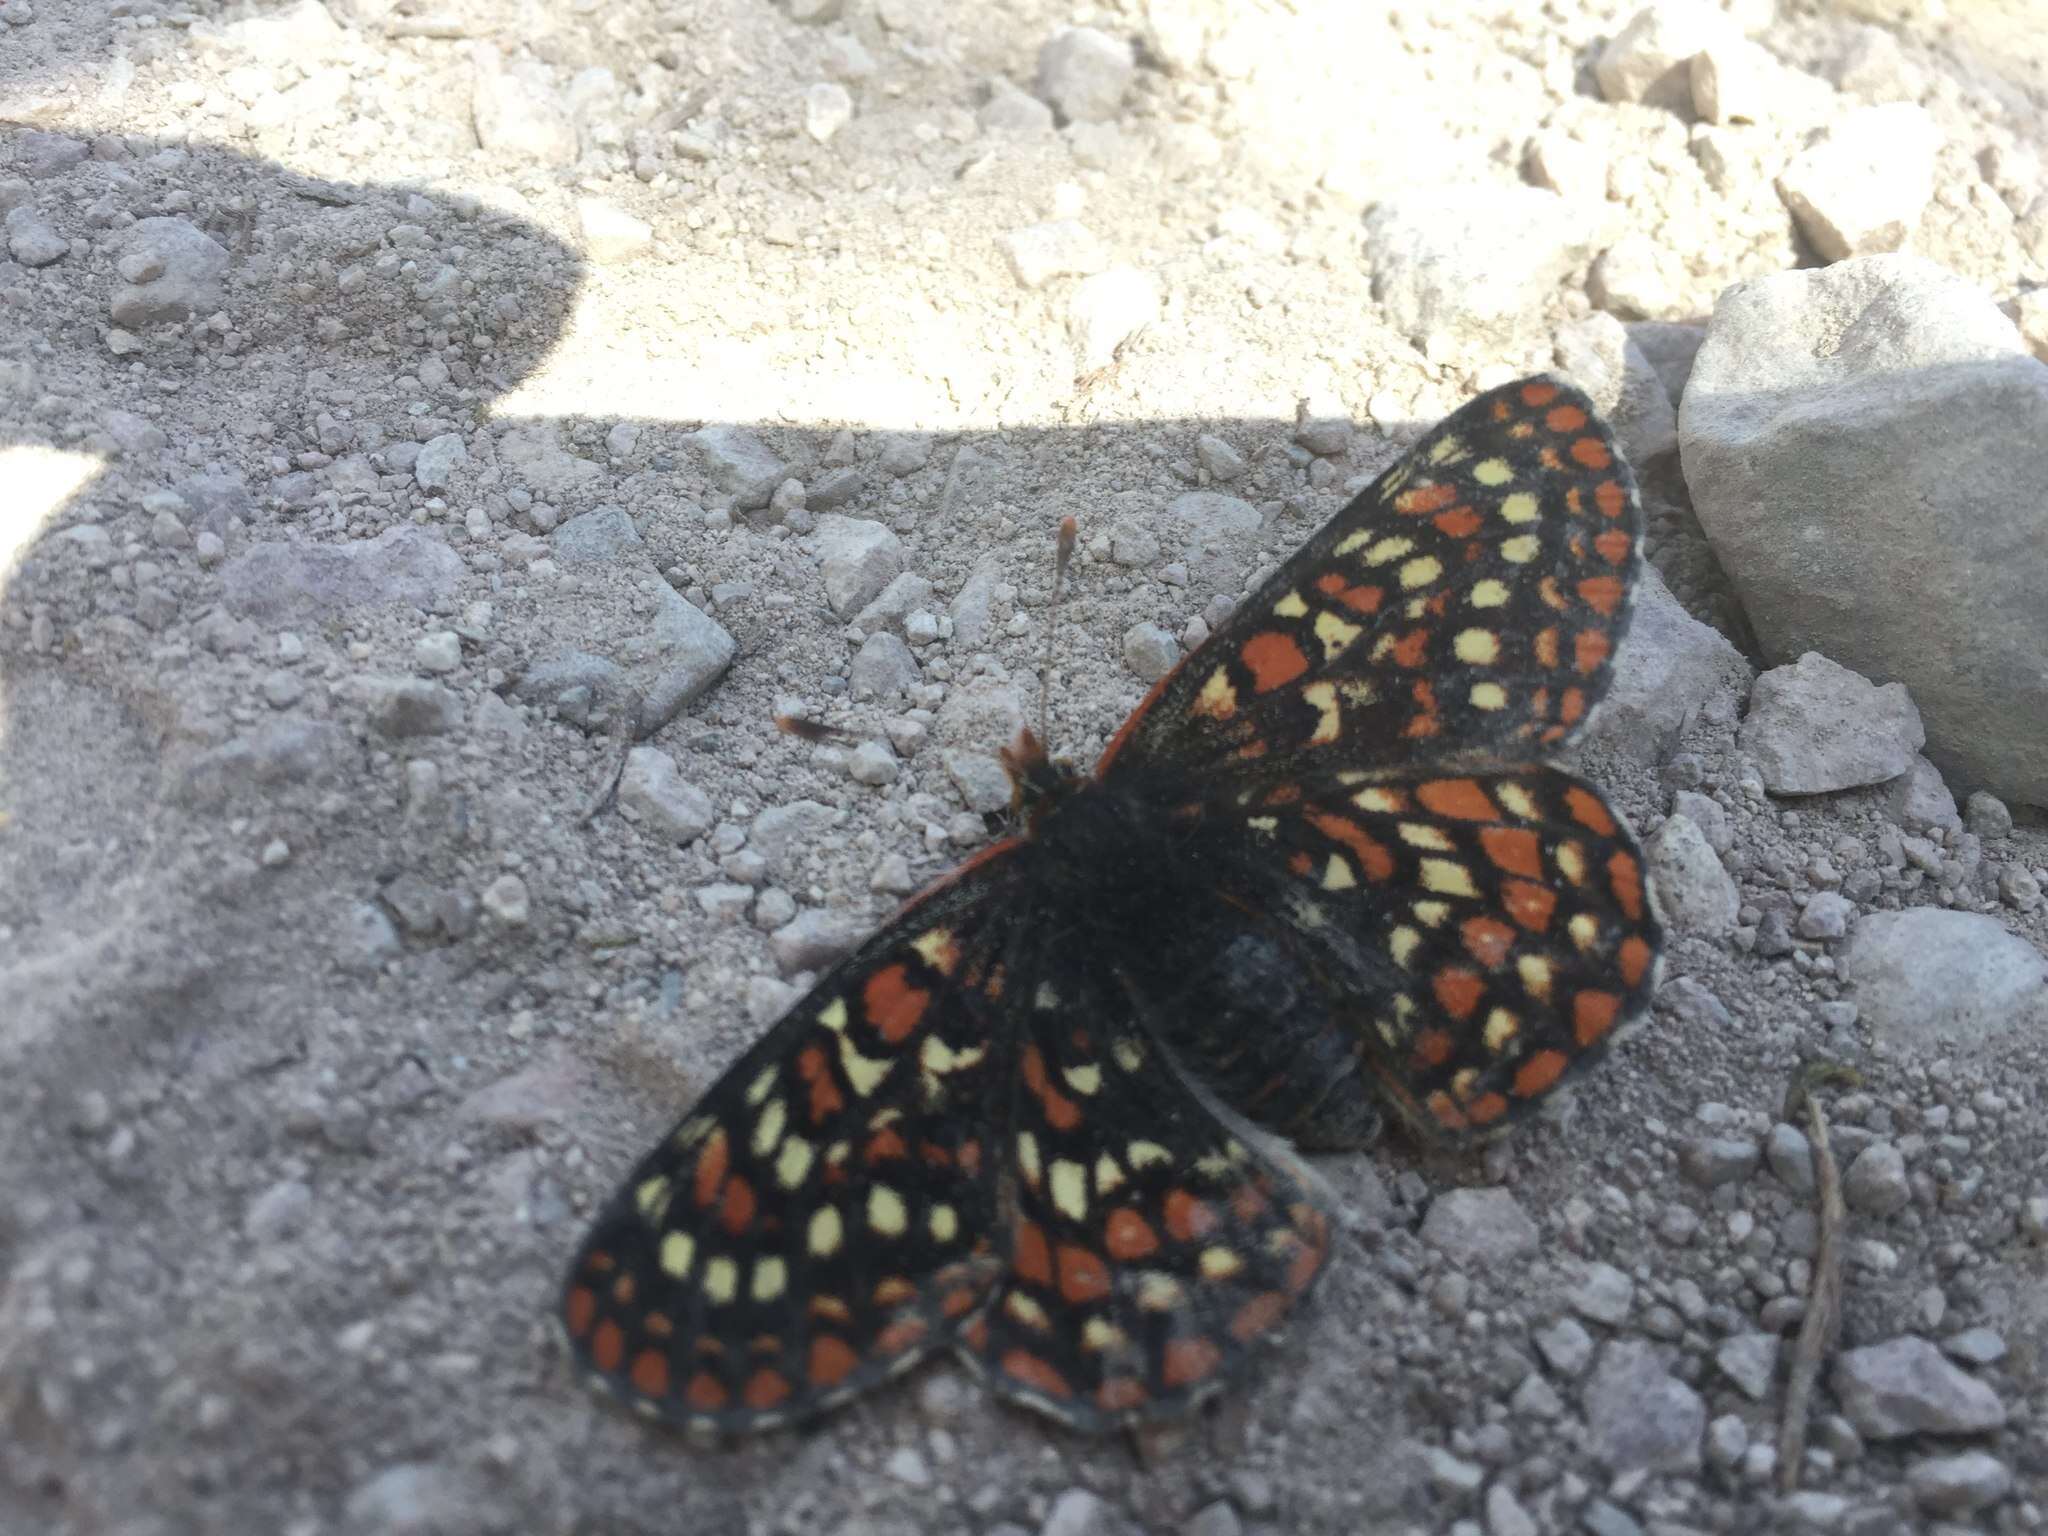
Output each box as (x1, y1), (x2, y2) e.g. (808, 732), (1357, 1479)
(561, 377), (1664, 1435)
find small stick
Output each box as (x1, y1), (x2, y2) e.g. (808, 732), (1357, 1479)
(1037, 515), (1079, 745)
(1777, 1064), (1856, 1492)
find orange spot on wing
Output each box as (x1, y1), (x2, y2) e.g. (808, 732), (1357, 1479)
(1574, 990), (1621, 1045)
(1433, 506), (1483, 538)
(1574, 628), (1612, 673)
(1514, 1049), (1569, 1097)
(1013, 1220), (1053, 1286)
(807, 1334), (859, 1387)
(808, 1295), (851, 1325)
(1164, 1188), (1216, 1242)
(1163, 1337), (1221, 1389)
(1577, 575), (1623, 615)
(1242, 631), (1310, 692)
(628, 1349), (670, 1398)
(743, 1368), (791, 1409)
(610, 1273), (637, 1307)
(1404, 678), (1441, 737)
(1105, 1209), (1159, 1260)
(1021, 1045), (1081, 1131)
(1306, 813), (1395, 880)
(1565, 785), (1617, 836)
(872, 1276), (917, 1307)
(564, 1285), (596, 1338)
(1520, 381), (1559, 407)
(862, 964), (930, 1044)
(1481, 825), (1543, 878)
(1608, 850), (1645, 921)
(875, 1318), (927, 1354)
(1426, 1090), (1468, 1129)
(1288, 850), (1314, 878)
(719, 1176), (756, 1234)
(1057, 1245), (1111, 1303)
(1559, 687), (1586, 725)
(1502, 879), (1557, 932)
(590, 1319), (625, 1373)
(1097, 1378), (1147, 1412)
(1316, 570), (1384, 613)
(1571, 436), (1611, 469)
(1620, 935), (1652, 987)
(1596, 479), (1627, 518)
(692, 1128), (730, 1209)
(1002, 1349), (1074, 1399)
(1546, 404), (1587, 432)
(1395, 481), (1459, 514)
(865, 1126), (908, 1164)
(1414, 1026), (1455, 1065)
(1230, 1292), (1290, 1343)
(941, 1286), (981, 1318)
(686, 1370), (728, 1410)
(1416, 778), (1498, 821)
(1595, 528), (1633, 565)
(798, 1046), (843, 1124)
(1462, 916), (1516, 967)
(1432, 969), (1483, 1021)
(1390, 629), (1430, 668)
(1465, 1092), (1508, 1125)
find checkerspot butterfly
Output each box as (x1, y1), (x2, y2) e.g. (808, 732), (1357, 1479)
(560, 377), (1663, 1434)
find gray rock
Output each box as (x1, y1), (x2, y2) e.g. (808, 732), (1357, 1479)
(1776, 103), (1941, 261)
(1679, 255), (2048, 808)
(1628, 320), (1707, 404)
(1595, 3), (1732, 111)
(1646, 813), (1738, 934)
(14, 130), (88, 178)
(551, 506), (641, 562)
(1797, 890), (1854, 940)
(802, 81), (853, 144)
(224, 526), (465, 624)
(1942, 1328), (2006, 1366)
(1671, 789), (1732, 852)
(169, 720), (352, 809)
(1766, 1123), (1816, 1193)
(1554, 312), (1680, 468)
(750, 800), (835, 875)
(981, 76), (1054, 135)
(4, 207), (66, 267)
(1364, 188), (1598, 348)
(1035, 26), (1133, 125)
(1041, 1487), (1117, 1536)
(689, 425), (788, 510)
(1714, 1332), (1778, 1401)
(1580, 564), (1752, 769)
(853, 573), (936, 636)
(1195, 434), (1246, 481)
(949, 558), (1001, 646)
(339, 902), (402, 973)
(807, 465), (862, 511)
(815, 515), (907, 618)
(480, 874), (530, 927)
(999, 219), (1110, 290)
(1420, 1187), (1538, 1266)
(1484, 1484), (1537, 1536)
(877, 434), (933, 478)
(945, 750), (1012, 815)
(1571, 1262), (1635, 1326)
(1738, 652), (1925, 795)
(618, 748), (714, 842)
(1908, 1450), (2012, 1514)
(471, 44), (577, 161)
(1661, 974), (1733, 1030)
(771, 907), (870, 974)
(848, 632), (920, 697)
(1679, 1135), (1759, 1187)
(1122, 621), (1178, 682)
(245, 1178), (314, 1242)
(1844, 1141), (1910, 1216)
(364, 678), (461, 737)
(1583, 1340), (1704, 1473)
(1886, 752), (1961, 832)
(847, 740), (898, 787)
(1963, 790), (2013, 838)
(1839, 909), (2048, 1051)
(1533, 1316), (1594, 1377)
(413, 432), (467, 491)
(109, 216), (228, 327)
(1831, 1337), (2005, 1438)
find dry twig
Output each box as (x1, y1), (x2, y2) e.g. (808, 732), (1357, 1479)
(1776, 1063), (1860, 1492)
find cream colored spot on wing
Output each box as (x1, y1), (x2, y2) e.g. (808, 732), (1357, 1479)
(809, 1205), (844, 1257)
(1556, 841), (1586, 883)
(1050, 1159), (1089, 1222)
(659, 1231), (695, 1280)
(1247, 814), (1279, 834)
(635, 1174), (673, 1222)
(1389, 925), (1422, 969)
(1082, 1318), (1128, 1352)
(1495, 781), (1538, 820)
(1454, 629), (1500, 665)
(1470, 578), (1510, 609)
(1398, 555), (1444, 589)
(1399, 821), (1454, 851)
(911, 928), (957, 974)
(746, 1065), (779, 1107)
(1412, 899), (1451, 928)
(1199, 1247), (1245, 1279)
(817, 998), (849, 1032)
(672, 1115), (713, 1149)
(1471, 456), (1513, 485)
(1502, 534), (1541, 563)
(1017, 1130), (1042, 1183)
(1314, 610), (1362, 660)
(1360, 534), (1416, 565)
(1471, 682), (1508, 711)
(1095, 1154), (1124, 1194)
(1273, 590), (1310, 619)
(752, 1256), (788, 1304)
(929, 1203), (958, 1243)
(703, 1256), (738, 1306)
(1499, 490), (1540, 523)
(1112, 1036), (1145, 1073)
(920, 1036), (986, 1075)
(867, 1185), (908, 1238)
(1353, 785), (1404, 813)
(1485, 1008), (1519, 1052)
(1194, 667), (1238, 719)
(837, 1034), (892, 1097)
(1430, 434), (1467, 465)
(1033, 981), (1060, 1011)
(1517, 954), (1554, 1002)
(1323, 853), (1356, 891)
(1006, 1292), (1049, 1330)
(1421, 858), (1479, 897)
(1127, 1140), (1171, 1169)
(775, 1136), (815, 1190)
(751, 1097), (787, 1158)
(1569, 912), (1600, 951)
(1137, 1273), (1184, 1312)
(1064, 1062), (1102, 1096)
(1303, 681), (1342, 745)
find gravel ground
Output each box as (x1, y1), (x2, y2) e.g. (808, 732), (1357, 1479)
(4, 2), (2048, 1534)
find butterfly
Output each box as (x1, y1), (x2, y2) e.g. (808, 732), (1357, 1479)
(558, 376), (1663, 1435)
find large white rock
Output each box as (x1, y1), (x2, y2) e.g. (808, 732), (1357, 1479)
(1679, 256), (2048, 808)
(1775, 103), (1941, 261)
(1365, 188), (1600, 350)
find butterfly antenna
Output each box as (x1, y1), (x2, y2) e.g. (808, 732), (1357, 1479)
(1039, 515), (1079, 745)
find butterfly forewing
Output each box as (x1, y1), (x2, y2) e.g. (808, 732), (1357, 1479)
(1101, 378), (1642, 779)
(560, 851), (1023, 1432)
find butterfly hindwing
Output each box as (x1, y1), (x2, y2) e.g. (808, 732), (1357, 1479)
(1100, 377), (1642, 779)
(560, 851), (1024, 1432)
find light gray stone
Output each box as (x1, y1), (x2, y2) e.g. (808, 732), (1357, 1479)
(1738, 652), (1925, 795)
(1679, 255), (2048, 808)
(1776, 103), (1941, 261)
(619, 748), (714, 842)
(1844, 1141), (1910, 1216)
(848, 631), (920, 697)
(1579, 564), (1752, 769)
(413, 432), (467, 491)
(1365, 189), (1598, 348)
(1035, 26), (1133, 125)
(853, 572), (937, 636)
(1554, 312), (1679, 467)
(803, 81), (853, 143)
(1839, 909), (2048, 1051)
(1832, 1337), (2005, 1438)
(944, 750), (1012, 815)
(1121, 621), (1178, 682)
(1571, 1263), (1635, 1326)
(1595, 3), (1732, 112)
(999, 219), (1109, 290)
(1646, 813), (1738, 934)
(223, 526), (464, 623)
(109, 216), (228, 327)
(471, 44), (576, 161)
(689, 425), (788, 510)
(1421, 1188), (1538, 1266)
(815, 515), (906, 618)
(364, 678), (461, 738)
(1714, 1332), (1778, 1401)
(1908, 1450), (2012, 1514)
(1583, 1340), (1704, 1473)
(771, 907), (870, 974)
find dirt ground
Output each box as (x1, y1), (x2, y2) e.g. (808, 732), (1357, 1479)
(3, 1), (2047, 1533)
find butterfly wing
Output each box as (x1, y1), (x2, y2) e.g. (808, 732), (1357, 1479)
(560, 848), (1024, 1432)
(1093, 377), (1662, 1149)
